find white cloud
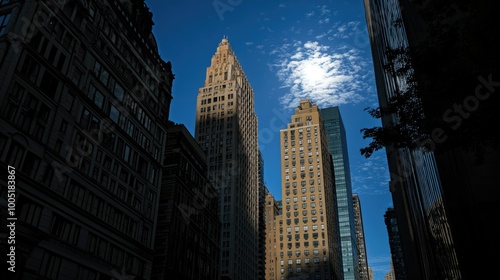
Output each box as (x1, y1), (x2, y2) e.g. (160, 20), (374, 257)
(368, 255), (392, 275)
(319, 5), (331, 16)
(306, 11), (315, 18)
(319, 18), (330, 25)
(245, 42), (254, 46)
(271, 41), (370, 109)
(279, 3), (286, 8)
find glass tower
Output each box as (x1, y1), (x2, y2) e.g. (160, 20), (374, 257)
(320, 107), (359, 280)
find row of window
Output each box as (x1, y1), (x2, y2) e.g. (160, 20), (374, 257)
(284, 195), (322, 203)
(284, 151), (320, 160)
(67, 179), (151, 245)
(283, 224), (325, 232)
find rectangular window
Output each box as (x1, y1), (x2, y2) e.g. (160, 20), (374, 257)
(39, 70), (58, 99)
(39, 251), (62, 279)
(19, 198), (42, 227)
(87, 83), (104, 109)
(0, 11), (11, 36)
(113, 82), (124, 101)
(51, 214), (80, 245)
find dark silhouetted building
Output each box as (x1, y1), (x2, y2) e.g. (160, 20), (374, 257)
(384, 208), (406, 280)
(364, 0), (499, 279)
(0, 0), (173, 279)
(152, 124), (220, 280)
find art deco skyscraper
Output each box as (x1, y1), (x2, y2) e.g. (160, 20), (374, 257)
(320, 106), (359, 280)
(195, 38), (259, 279)
(278, 99), (342, 280)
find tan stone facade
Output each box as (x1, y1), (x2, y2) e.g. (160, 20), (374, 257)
(194, 38), (259, 279)
(265, 189), (280, 280)
(277, 99), (342, 280)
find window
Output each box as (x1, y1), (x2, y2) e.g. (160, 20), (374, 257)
(21, 152), (41, 179)
(87, 83), (104, 109)
(0, 11), (10, 36)
(39, 70), (59, 99)
(113, 82), (124, 101)
(39, 251), (62, 279)
(6, 141), (26, 168)
(19, 198), (42, 227)
(109, 104), (120, 123)
(93, 61), (109, 86)
(51, 214), (80, 245)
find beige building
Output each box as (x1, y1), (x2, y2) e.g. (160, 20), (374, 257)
(277, 99), (342, 280)
(265, 188), (281, 280)
(353, 194), (370, 280)
(194, 38), (259, 279)
(385, 262), (396, 280)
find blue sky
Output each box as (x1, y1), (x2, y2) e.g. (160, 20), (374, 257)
(144, 0), (393, 278)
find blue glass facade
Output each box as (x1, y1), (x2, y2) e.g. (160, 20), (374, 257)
(320, 107), (359, 280)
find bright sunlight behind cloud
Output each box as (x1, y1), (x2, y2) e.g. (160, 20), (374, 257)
(272, 41), (370, 109)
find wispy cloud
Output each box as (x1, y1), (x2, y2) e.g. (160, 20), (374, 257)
(271, 41), (370, 109)
(318, 18), (330, 25)
(245, 42), (254, 46)
(369, 254), (392, 276)
(351, 152), (390, 195)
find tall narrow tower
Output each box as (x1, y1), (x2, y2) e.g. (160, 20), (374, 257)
(353, 194), (370, 280)
(278, 99), (343, 280)
(320, 107), (359, 280)
(195, 38), (259, 279)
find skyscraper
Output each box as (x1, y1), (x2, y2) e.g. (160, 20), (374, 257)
(265, 188), (280, 280)
(195, 38), (259, 279)
(0, 1), (173, 279)
(363, 0), (498, 278)
(152, 124), (220, 279)
(384, 208), (406, 280)
(259, 150), (268, 279)
(278, 99), (342, 280)
(352, 194), (369, 280)
(320, 106), (359, 280)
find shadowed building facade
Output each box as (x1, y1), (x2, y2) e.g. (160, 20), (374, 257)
(152, 124), (220, 279)
(0, 0), (173, 279)
(384, 208), (406, 280)
(194, 38), (259, 279)
(278, 99), (342, 280)
(363, 0), (499, 279)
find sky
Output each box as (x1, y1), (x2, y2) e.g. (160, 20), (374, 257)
(144, 0), (393, 279)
